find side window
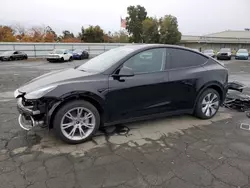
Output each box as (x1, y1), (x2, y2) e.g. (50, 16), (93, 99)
(169, 48), (208, 69)
(123, 48), (166, 74)
(13, 51), (18, 54)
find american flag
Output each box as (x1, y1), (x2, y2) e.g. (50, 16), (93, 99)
(120, 17), (126, 28)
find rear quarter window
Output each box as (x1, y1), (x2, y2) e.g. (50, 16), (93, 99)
(169, 48), (208, 69)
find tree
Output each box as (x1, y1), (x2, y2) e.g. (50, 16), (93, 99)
(142, 17), (159, 43)
(159, 15), (181, 44)
(44, 26), (57, 42)
(12, 23), (26, 41)
(0, 26), (16, 42)
(78, 26), (85, 42)
(125, 5), (147, 43)
(112, 30), (129, 43)
(79, 25), (104, 43)
(0, 26), (17, 42)
(62, 30), (74, 39)
(30, 26), (46, 42)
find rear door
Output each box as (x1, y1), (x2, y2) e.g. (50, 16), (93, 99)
(106, 48), (171, 122)
(166, 48), (209, 111)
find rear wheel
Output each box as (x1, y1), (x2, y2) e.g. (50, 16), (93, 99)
(53, 100), (100, 144)
(61, 57), (64, 62)
(69, 56), (73, 62)
(194, 88), (220, 119)
(9, 57), (13, 61)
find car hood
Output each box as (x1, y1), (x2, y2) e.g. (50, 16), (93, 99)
(18, 68), (96, 93)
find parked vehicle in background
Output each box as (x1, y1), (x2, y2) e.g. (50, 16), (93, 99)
(203, 49), (215, 58)
(47, 49), (73, 62)
(14, 44), (228, 144)
(217, 48), (232, 60)
(72, 49), (89, 60)
(235, 49), (249, 60)
(0, 51), (28, 61)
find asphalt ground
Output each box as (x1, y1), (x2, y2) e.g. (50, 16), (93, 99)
(1, 58), (250, 188)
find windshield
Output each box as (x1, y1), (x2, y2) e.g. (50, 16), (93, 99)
(237, 49), (248, 53)
(77, 46), (135, 72)
(2, 51), (14, 55)
(204, 50), (213, 53)
(52, 49), (64, 54)
(73, 50), (83, 53)
(220, 48), (231, 52)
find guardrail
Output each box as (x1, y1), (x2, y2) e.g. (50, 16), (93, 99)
(0, 43), (130, 58)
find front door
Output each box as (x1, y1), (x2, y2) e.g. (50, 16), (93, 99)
(105, 48), (171, 123)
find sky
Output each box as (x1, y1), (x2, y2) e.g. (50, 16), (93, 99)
(0, 0), (249, 36)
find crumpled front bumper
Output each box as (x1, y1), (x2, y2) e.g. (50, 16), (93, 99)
(17, 98), (41, 115)
(14, 89), (45, 130)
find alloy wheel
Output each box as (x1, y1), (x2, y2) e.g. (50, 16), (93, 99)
(60, 107), (96, 141)
(201, 93), (219, 117)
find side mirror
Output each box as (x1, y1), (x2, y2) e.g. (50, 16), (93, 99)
(64, 52), (67, 54)
(113, 66), (134, 78)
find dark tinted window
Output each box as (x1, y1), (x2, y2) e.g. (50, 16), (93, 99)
(123, 48), (166, 74)
(169, 48), (208, 69)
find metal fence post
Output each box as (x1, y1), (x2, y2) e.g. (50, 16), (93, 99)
(88, 46), (90, 56)
(34, 45), (36, 58)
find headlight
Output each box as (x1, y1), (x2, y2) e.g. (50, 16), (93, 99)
(25, 85), (57, 99)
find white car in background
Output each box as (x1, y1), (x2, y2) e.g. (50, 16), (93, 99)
(203, 49), (215, 58)
(47, 49), (73, 62)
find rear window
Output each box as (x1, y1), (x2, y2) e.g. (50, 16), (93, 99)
(169, 48), (208, 69)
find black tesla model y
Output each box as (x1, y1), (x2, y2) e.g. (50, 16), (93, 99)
(14, 44), (228, 144)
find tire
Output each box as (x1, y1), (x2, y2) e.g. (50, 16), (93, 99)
(69, 56), (73, 62)
(229, 56), (231, 60)
(61, 57), (64, 62)
(9, 57), (13, 61)
(53, 100), (100, 144)
(194, 88), (220, 119)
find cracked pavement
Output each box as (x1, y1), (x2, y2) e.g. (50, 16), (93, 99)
(1, 59), (250, 188)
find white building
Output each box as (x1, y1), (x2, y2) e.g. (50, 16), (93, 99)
(180, 30), (250, 52)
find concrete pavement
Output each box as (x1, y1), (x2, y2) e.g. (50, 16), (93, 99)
(1, 59), (250, 188)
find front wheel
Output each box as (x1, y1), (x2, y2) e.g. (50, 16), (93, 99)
(53, 100), (100, 144)
(194, 88), (220, 119)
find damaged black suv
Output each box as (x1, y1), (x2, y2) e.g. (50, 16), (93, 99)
(14, 44), (228, 144)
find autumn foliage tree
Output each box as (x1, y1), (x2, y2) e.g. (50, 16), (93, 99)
(0, 26), (17, 42)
